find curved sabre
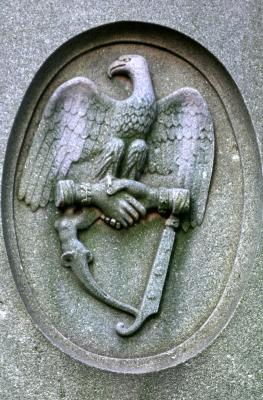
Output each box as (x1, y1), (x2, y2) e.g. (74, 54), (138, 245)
(116, 215), (179, 336)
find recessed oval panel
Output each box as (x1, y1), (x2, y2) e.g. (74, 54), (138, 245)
(2, 22), (262, 373)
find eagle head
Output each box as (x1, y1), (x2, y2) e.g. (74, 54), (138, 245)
(107, 55), (149, 79)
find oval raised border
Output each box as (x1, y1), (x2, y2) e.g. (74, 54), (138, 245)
(2, 21), (262, 374)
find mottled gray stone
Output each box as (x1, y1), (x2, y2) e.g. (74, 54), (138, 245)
(0, 0), (262, 399)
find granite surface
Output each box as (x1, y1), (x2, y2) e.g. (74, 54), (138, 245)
(0, 0), (262, 399)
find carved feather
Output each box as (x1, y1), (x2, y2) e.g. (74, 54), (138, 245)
(18, 77), (114, 211)
(147, 87), (214, 229)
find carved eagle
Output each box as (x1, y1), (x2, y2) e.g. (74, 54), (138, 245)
(18, 54), (214, 228)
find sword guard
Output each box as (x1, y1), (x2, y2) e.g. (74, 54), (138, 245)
(165, 215), (180, 229)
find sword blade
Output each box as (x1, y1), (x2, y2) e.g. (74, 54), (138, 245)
(116, 215), (179, 336)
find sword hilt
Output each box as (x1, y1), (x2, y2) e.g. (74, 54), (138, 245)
(165, 215), (180, 230)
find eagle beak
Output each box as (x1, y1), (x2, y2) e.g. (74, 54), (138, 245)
(107, 61), (126, 79)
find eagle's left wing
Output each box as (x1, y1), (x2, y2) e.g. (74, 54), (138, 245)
(147, 87), (214, 229)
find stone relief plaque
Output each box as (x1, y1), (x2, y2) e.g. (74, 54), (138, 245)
(2, 22), (262, 373)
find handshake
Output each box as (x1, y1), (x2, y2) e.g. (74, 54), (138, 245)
(55, 178), (190, 229)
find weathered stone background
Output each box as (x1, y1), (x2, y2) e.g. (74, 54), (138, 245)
(0, 1), (262, 399)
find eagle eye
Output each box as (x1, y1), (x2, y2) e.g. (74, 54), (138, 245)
(119, 56), (131, 62)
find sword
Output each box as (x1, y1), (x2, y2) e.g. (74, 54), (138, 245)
(116, 215), (180, 336)
(55, 180), (188, 336)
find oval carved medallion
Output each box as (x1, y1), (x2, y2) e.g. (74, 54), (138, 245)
(2, 22), (262, 373)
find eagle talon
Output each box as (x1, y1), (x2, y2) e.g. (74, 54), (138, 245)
(110, 218), (117, 227)
(101, 215), (122, 230)
(115, 221), (121, 230)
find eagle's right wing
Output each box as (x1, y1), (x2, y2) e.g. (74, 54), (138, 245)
(18, 77), (114, 211)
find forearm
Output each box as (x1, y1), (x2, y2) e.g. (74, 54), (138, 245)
(55, 179), (190, 216)
(158, 187), (190, 215)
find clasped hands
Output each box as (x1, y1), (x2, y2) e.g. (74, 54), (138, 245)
(92, 178), (158, 229)
(55, 177), (190, 229)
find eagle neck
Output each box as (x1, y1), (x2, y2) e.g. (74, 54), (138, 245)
(128, 68), (155, 105)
